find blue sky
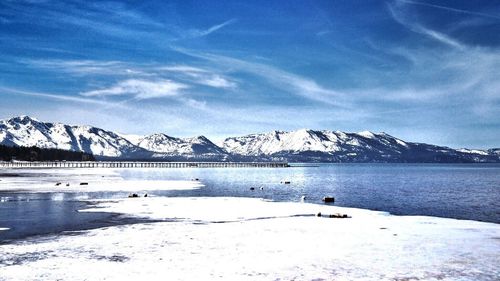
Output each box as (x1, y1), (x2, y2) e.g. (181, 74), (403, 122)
(0, 0), (499, 148)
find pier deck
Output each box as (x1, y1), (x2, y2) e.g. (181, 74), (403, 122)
(0, 161), (289, 169)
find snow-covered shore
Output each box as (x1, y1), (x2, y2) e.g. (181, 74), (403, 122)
(0, 168), (203, 193)
(1, 196), (499, 280)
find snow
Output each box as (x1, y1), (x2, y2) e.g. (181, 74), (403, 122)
(222, 129), (413, 156)
(0, 168), (202, 193)
(116, 133), (144, 146)
(395, 139), (408, 147)
(1, 116), (499, 161)
(1, 196), (499, 280)
(223, 129), (344, 156)
(0, 116), (137, 157)
(457, 148), (489, 155)
(357, 130), (376, 139)
(0, 167), (499, 280)
(136, 133), (224, 155)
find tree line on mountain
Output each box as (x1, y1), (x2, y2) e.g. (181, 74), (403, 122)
(0, 144), (95, 161)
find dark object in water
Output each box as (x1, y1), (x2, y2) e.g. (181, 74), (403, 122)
(128, 193), (139, 198)
(281, 180), (291, 184)
(192, 178), (199, 181)
(317, 212), (351, 218)
(55, 182), (61, 186)
(259, 186), (264, 190)
(66, 183), (70, 186)
(328, 213), (350, 218)
(80, 182), (88, 186)
(322, 197), (335, 203)
(250, 187), (255, 191)
(144, 194), (148, 197)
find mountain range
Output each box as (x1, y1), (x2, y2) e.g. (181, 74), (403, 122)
(0, 116), (498, 163)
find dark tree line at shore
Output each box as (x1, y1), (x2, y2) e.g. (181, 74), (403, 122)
(0, 144), (95, 161)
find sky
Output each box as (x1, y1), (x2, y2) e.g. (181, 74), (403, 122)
(0, 0), (499, 148)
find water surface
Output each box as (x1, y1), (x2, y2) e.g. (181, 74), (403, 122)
(1, 163), (499, 241)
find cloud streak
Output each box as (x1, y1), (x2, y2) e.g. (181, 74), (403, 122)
(0, 86), (124, 108)
(185, 19), (237, 39)
(160, 65), (237, 89)
(81, 79), (189, 100)
(399, 0), (500, 21)
(23, 59), (138, 76)
(172, 48), (349, 107)
(23, 59), (238, 90)
(387, 2), (465, 49)
(1, 1), (166, 40)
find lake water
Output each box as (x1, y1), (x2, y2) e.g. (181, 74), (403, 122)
(1, 163), (499, 242)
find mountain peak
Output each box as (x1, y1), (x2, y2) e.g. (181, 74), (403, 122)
(193, 135), (210, 141)
(356, 131), (377, 139)
(184, 135), (214, 145)
(147, 133), (176, 140)
(7, 115), (40, 124)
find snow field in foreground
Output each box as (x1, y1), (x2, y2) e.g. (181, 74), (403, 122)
(1, 197), (499, 281)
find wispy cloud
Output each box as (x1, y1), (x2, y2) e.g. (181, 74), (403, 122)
(355, 2), (500, 122)
(159, 65), (207, 73)
(24, 59), (238, 89)
(160, 65), (237, 89)
(186, 19), (237, 39)
(399, 0), (500, 21)
(197, 75), (236, 89)
(387, 2), (465, 49)
(1, 1), (166, 39)
(0, 86), (121, 107)
(419, 27), (464, 49)
(81, 79), (189, 100)
(23, 59), (139, 76)
(172, 48), (349, 107)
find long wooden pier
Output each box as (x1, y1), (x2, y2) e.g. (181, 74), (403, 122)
(0, 161), (289, 169)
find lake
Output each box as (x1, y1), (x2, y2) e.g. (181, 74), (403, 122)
(1, 163), (499, 241)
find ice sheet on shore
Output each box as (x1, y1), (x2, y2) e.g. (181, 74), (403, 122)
(0, 168), (202, 192)
(1, 197), (499, 280)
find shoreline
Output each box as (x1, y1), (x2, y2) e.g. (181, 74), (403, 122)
(2, 193), (499, 246)
(1, 196), (499, 280)
(2, 194), (498, 244)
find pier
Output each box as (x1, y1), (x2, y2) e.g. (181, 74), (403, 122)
(0, 161), (289, 169)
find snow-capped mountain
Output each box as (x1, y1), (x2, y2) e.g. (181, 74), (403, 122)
(222, 129), (399, 156)
(133, 133), (228, 160)
(488, 148), (500, 156)
(0, 116), (498, 162)
(0, 116), (227, 160)
(222, 129), (500, 163)
(0, 116), (143, 157)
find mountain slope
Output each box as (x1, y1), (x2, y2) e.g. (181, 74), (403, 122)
(0, 116), (146, 158)
(1, 116), (498, 162)
(0, 116), (228, 160)
(222, 129), (500, 163)
(133, 133), (229, 160)
(0, 144), (95, 161)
